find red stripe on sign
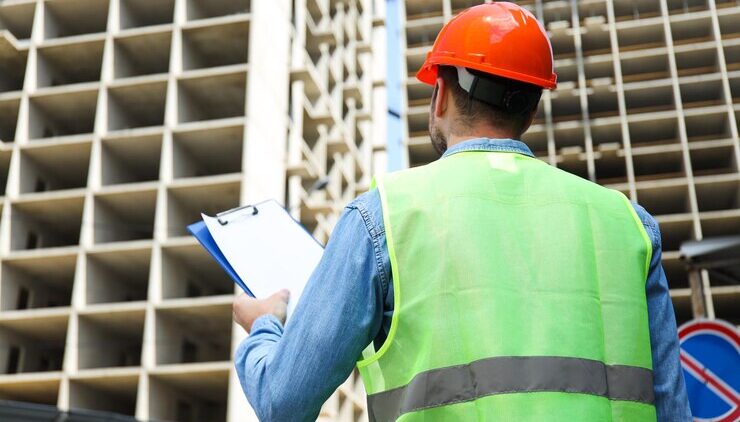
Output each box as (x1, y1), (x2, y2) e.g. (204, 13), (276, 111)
(680, 350), (740, 422)
(678, 321), (740, 349)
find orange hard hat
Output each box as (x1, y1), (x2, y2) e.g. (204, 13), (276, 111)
(416, 2), (557, 90)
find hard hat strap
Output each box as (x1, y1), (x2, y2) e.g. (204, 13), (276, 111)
(455, 66), (541, 114)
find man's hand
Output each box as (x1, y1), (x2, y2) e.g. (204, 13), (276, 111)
(233, 290), (290, 333)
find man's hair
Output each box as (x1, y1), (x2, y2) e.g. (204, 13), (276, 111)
(436, 66), (541, 138)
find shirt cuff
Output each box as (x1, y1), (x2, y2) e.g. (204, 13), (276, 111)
(250, 314), (284, 334)
(235, 314), (285, 376)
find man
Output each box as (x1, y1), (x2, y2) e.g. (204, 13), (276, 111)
(233, 3), (691, 421)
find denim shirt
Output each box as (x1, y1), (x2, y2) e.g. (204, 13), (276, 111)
(235, 138), (692, 421)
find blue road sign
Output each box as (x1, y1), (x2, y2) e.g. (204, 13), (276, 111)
(678, 319), (740, 422)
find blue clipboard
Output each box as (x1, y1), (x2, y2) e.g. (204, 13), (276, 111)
(187, 220), (254, 297)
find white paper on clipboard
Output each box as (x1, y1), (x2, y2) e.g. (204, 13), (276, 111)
(202, 200), (324, 320)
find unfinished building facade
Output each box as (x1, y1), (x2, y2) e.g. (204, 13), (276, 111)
(0, 0), (385, 421)
(398, 0), (740, 326)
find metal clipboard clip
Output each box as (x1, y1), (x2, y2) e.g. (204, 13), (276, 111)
(216, 201), (267, 226)
(215, 178), (330, 226)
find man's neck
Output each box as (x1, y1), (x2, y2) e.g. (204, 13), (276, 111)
(447, 130), (517, 150)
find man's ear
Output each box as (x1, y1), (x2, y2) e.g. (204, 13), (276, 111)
(433, 77), (448, 118)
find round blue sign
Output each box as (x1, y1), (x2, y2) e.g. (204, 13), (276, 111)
(678, 319), (740, 421)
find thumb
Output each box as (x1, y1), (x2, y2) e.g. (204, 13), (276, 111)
(270, 289), (290, 303)
(268, 289), (290, 325)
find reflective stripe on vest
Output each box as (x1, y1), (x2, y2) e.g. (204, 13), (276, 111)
(367, 356), (654, 422)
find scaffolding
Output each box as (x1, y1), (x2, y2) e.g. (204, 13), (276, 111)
(0, 0), (386, 421)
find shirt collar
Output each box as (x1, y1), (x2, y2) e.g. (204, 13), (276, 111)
(441, 138), (535, 159)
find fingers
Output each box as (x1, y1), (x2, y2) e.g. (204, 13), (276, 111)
(232, 293), (253, 331)
(234, 292), (252, 306)
(232, 290), (291, 333)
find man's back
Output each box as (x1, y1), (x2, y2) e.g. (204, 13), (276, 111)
(359, 149), (656, 421)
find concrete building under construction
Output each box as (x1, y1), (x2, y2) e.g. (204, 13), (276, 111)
(0, 0), (385, 420)
(0, 0), (738, 421)
(398, 0), (740, 326)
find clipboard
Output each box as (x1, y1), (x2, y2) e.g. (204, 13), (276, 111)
(187, 220), (252, 296)
(187, 200), (324, 319)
